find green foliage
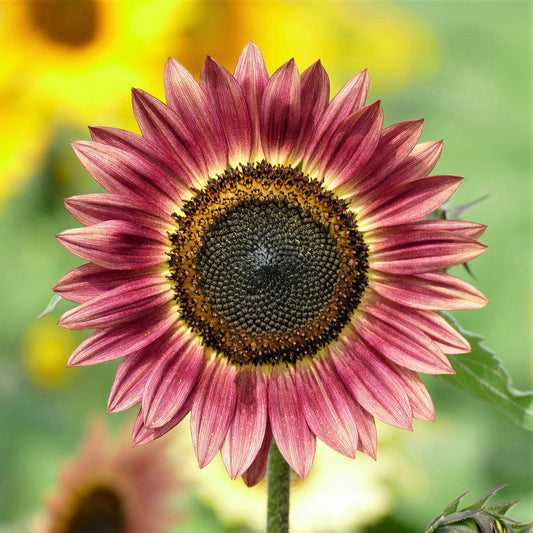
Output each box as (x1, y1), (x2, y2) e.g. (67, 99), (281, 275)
(426, 486), (533, 533)
(440, 314), (533, 431)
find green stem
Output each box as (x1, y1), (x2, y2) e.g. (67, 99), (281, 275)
(266, 440), (291, 533)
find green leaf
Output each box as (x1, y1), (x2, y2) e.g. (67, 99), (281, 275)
(440, 313), (533, 431)
(464, 486), (506, 511)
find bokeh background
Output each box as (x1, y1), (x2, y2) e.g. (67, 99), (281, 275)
(0, 1), (531, 531)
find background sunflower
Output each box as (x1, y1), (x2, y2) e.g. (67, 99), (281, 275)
(0, 1), (530, 532)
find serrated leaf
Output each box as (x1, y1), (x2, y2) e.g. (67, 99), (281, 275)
(444, 492), (470, 515)
(37, 293), (63, 319)
(464, 485), (506, 511)
(486, 502), (521, 515)
(440, 314), (533, 431)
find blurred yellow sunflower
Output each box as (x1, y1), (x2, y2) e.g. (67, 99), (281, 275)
(22, 316), (79, 389)
(0, 0), (437, 210)
(0, 0), (189, 208)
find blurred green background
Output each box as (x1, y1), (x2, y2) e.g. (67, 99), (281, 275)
(0, 1), (530, 532)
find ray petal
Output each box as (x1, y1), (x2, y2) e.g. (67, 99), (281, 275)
(353, 310), (453, 374)
(260, 59), (301, 165)
(371, 271), (489, 310)
(357, 175), (463, 230)
(337, 119), (424, 197)
(67, 311), (175, 367)
(57, 220), (168, 270)
(64, 193), (173, 232)
(108, 345), (162, 413)
(234, 42), (269, 160)
(221, 366), (268, 479)
(88, 126), (196, 189)
(330, 332), (413, 429)
(295, 356), (359, 458)
(317, 101), (384, 188)
(54, 264), (156, 303)
(164, 57), (228, 175)
(190, 358), (237, 468)
(241, 423), (272, 487)
(71, 140), (184, 210)
(369, 230), (487, 274)
(142, 329), (205, 428)
(58, 276), (172, 330)
(268, 365), (315, 479)
(287, 60), (330, 165)
(303, 69), (369, 167)
(201, 56), (253, 166)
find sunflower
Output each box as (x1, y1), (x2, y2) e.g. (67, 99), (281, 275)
(0, 0), (436, 209)
(55, 43), (488, 484)
(31, 420), (180, 533)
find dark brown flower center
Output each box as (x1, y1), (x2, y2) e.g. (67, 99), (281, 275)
(169, 162), (368, 365)
(61, 485), (125, 533)
(27, 0), (99, 47)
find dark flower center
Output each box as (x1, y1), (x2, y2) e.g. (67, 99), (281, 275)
(28, 0), (99, 47)
(169, 162), (368, 365)
(62, 486), (125, 533)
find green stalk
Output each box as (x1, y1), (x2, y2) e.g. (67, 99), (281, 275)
(266, 440), (291, 533)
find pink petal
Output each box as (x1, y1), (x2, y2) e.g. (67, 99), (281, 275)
(67, 311), (175, 366)
(368, 219), (487, 240)
(57, 220), (168, 270)
(314, 101), (384, 189)
(190, 357), (237, 468)
(164, 57), (228, 175)
(393, 140), (443, 184)
(260, 59), (301, 164)
(408, 309), (471, 354)
(131, 401), (192, 447)
(200, 56), (253, 166)
(393, 366), (435, 421)
(371, 270), (488, 310)
(287, 60), (330, 165)
(338, 119), (424, 197)
(107, 344), (162, 413)
(131, 89), (208, 187)
(234, 42), (269, 160)
(64, 194), (173, 233)
(142, 328), (205, 428)
(54, 264), (155, 304)
(364, 290), (471, 354)
(242, 423), (272, 487)
(88, 126), (197, 189)
(221, 367), (268, 479)
(71, 141), (183, 210)
(369, 230), (487, 274)
(295, 356), (359, 458)
(353, 310), (453, 374)
(268, 365), (315, 479)
(331, 332), (413, 429)
(351, 404), (377, 459)
(357, 175), (463, 231)
(58, 276), (172, 330)
(303, 69), (369, 166)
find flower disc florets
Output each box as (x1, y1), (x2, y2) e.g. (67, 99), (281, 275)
(169, 161), (368, 365)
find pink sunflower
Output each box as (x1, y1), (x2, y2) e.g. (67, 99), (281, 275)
(55, 42), (488, 485)
(32, 420), (180, 533)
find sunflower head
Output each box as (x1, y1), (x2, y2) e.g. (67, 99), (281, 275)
(55, 43), (487, 483)
(32, 420), (181, 533)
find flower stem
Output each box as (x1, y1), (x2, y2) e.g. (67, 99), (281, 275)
(267, 440), (291, 533)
